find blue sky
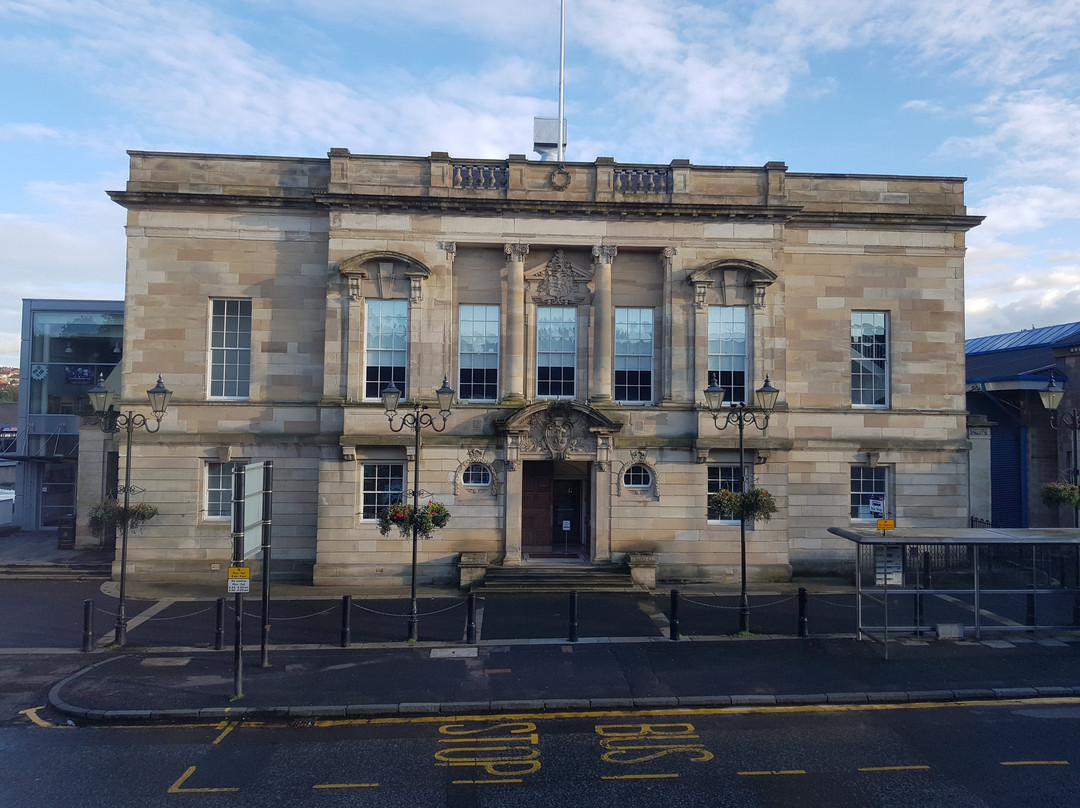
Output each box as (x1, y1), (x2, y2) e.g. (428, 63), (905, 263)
(3, 0), (1080, 367)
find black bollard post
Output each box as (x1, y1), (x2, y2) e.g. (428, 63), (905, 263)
(466, 592), (477, 644)
(797, 587), (808, 638)
(82, 599), (94, 652)
(341, 595), (352, 648)
(214, 597), (225, 651)
(568, 591), (579, 642)
(670, 589), (680, 641)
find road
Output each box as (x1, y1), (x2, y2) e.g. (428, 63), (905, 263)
(2, 700), (1077, 807)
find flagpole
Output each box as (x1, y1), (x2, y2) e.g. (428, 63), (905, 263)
(558, 0), (565, 163)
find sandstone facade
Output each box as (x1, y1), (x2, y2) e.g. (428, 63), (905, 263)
(106, 150), (982, 585)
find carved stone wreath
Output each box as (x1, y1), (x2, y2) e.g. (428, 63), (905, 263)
(550, 167), (571, 190)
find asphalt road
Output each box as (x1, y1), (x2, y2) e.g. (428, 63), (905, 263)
(2, 700), (1078, 807)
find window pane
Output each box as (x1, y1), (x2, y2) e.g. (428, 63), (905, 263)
(707, 465), (743, 520)
(623, 464), (651, 488)
(459, 305), (500, 401)
(851, 312), (889, 407)
(210, 299), (251, 398)
(708, 307), (747, 404)
(463, 463), (492, 487)
(362, 463), (405, 519)
(850, 466), (888, 519)
(537, 307), (576, 398)
(615, 308), (653, 403)
(366, 300), (408, 399)
(206, 462), (236, 518)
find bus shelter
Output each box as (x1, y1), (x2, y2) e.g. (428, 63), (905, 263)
(828, 527), (1080, 659)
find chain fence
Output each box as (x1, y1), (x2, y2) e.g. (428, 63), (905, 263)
(80, 588), (860, 651)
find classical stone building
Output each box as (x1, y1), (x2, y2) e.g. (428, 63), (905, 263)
(104, 149), (981, 586)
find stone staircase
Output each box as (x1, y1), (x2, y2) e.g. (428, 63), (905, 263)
(472, 563), (644, 593)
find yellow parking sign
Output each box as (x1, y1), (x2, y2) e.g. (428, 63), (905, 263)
(877, 519), (895, 530)
(228, 566), (250, 579)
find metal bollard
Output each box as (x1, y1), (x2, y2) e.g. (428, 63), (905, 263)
(670, 589), (680, 641)
(466, 592), (477, 644)
(82, 599), (94, 652)
(797, 587), (808, 638)
(341, 595), (352, 648)
(568, 591), (579, 642)
(214, 598), (225, 650)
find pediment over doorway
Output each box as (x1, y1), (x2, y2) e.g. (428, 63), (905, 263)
(496, 402), (623, 464)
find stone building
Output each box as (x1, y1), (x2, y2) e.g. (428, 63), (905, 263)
(104, 149), (981, 586)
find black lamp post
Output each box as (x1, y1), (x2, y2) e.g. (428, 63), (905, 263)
(381, 377), (454, 642)
(88, 373), (172, 645)
(1040, 374), (1080, 528)
(704, 375), (780, 633)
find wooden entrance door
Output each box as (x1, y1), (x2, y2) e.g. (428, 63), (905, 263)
(522, 461), (554, 550)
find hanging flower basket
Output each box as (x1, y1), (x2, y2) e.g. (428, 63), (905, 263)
(1041, 482), (1080, 507)
(709, 488), (779, 523)
(87, 499), (159, 539)
(377, 501), (451, 539)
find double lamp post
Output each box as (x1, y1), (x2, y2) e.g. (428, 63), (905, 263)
(381, 378), (455, 642)
(88, 374), (173, 646)
(704, 375), (780, 633)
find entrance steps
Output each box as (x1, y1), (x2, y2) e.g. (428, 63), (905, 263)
(474, 563), (643, 593)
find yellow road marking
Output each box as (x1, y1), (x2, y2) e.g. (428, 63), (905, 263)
(168, 766), (240, 793)
(313, 783), (379, 789)
(452, 779), (522, 784)
(602, 773), (680, 780)
(212, 722), (238, 745)
(739, 770), (806, 776)
(859, 765), (931, 772)
(19, 707), (73, 729)
(1000, 760), (1069, 766)
(313, 696), (1080, 727)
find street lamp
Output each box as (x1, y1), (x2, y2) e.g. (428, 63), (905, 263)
(1040, 373), (1080, 528)
(704, 375), (780, 633)
(382, 377), (454, 641)
(88, 373), (172, 645)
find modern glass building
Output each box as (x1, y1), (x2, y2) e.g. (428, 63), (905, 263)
(15, 299), (123, 530)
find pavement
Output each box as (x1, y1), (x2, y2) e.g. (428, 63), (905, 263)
(3, 527), (1080, 725)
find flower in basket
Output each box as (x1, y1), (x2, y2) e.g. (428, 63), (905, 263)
(422, 501), (450, 529)
(378, 503), (412, 537)
(1041, 481), (1080, 507)
(708, 488), (778, 522)
(740, 488), (778, 522)
(377, 501), (451, 539)
(87, 499), (159, 539)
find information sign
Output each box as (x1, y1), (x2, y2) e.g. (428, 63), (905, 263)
(876, 519), (895, 530)
(228, 578), (250, 593)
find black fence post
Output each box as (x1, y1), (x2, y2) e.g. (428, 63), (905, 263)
(670, 589), (680, 641)
(340, 595), (352, 648)
(82, 599), (94, 652)
(797, 587), (808, 638)
(466, 592), (477, 644)
(568, 591), (579, 642)
(214, 597), (225, 651)
(1027, 586), (1036, 630)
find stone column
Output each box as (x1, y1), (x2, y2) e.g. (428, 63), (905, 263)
(503, 243), (529, 404)
(503, 437), (524, 565)
(590, 245), (616, 402)
(660, 247), (676, 402)
(346, 282), (364, 401)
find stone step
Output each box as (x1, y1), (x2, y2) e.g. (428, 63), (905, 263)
(0, 563), (112, 580)
(475, 564), (642, 592)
